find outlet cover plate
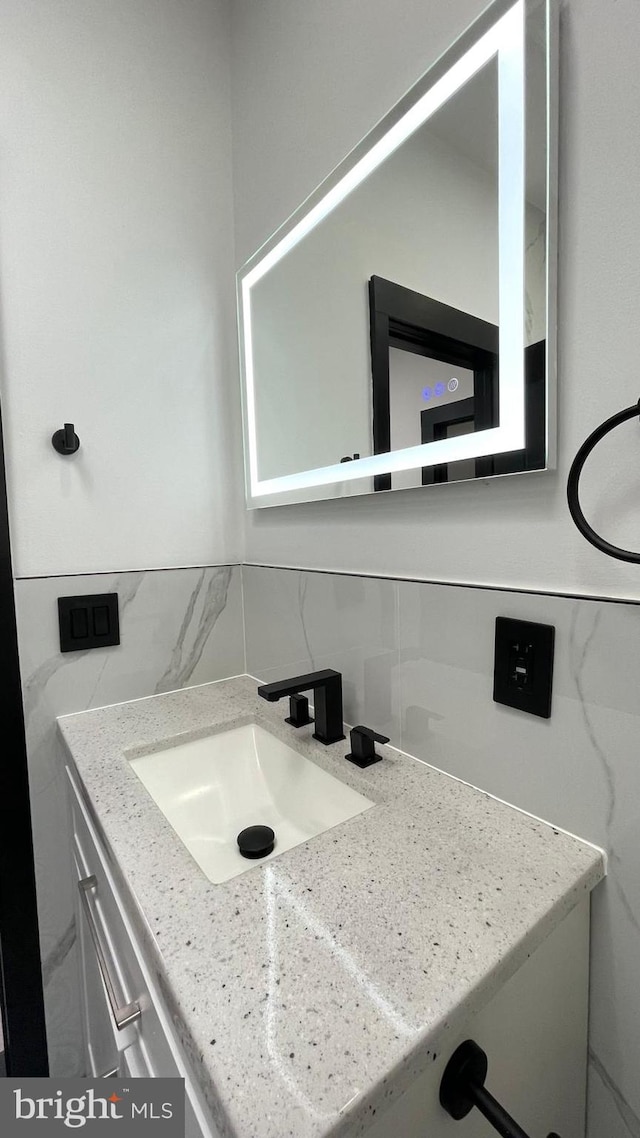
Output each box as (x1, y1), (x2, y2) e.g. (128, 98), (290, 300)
(493, 616), (555, 718)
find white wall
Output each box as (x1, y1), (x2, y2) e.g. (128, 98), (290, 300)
(0, 0), (242, 578)
(231, 0), (640, 601)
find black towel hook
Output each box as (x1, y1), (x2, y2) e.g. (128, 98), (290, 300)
(567, 399), (640, 564)
(52, 423), (80, 456)
(440, 1040), (562, 1138)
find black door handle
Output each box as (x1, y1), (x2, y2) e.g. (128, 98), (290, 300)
(440, 1040), (562, 1138)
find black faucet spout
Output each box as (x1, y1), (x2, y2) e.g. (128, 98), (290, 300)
(257, 669), (345, 745)
(259, 689), (281, 703)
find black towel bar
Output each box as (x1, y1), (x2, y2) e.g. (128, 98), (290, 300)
(440, 1040), (562, 1138)
(567, 399), (640, 563)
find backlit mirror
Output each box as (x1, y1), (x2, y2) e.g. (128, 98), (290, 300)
(238, 0), (557, 507)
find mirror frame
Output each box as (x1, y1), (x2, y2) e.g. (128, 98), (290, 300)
(237, 0), (557, 508)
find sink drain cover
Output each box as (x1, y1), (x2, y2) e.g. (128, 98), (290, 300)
(237, 825), (275, 860)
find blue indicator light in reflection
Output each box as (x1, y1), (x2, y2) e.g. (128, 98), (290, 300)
(435, 382), (445, 397)
(422, 387), (432, 401)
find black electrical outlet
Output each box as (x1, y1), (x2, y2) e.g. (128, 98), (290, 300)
(493, 617), (555, 718)
(58, 593), (120, 653)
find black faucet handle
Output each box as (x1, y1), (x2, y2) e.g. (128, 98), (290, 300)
(346, 725), (390, 768)
(285, 693), (314, 728)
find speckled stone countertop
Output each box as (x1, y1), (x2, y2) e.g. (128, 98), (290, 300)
(58, 676), (604, 1138)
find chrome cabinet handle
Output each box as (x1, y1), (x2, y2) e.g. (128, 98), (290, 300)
(78, 874), (141, 1031)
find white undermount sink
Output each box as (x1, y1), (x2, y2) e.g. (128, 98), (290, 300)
(127, 722), (374, 884)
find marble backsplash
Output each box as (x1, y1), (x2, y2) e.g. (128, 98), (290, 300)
(241, 563), (640, 1138)
(14, 564), (244, 1078)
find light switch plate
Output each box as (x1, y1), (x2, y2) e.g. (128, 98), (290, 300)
(493, 616), (555, 718)
(58, 593), (120, 653)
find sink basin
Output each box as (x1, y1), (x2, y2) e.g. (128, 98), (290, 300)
(127, 723), (374, 884)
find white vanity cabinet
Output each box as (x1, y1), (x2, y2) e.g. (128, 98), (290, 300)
(67, 765), (221, 1138)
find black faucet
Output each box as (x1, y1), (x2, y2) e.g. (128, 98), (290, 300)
(257, 669), (345, 745)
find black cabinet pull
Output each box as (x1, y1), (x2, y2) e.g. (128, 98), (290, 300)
(440, 1040), (562, 1138)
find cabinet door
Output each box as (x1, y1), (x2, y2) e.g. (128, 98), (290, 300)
(121, 1040), (151, 1079)
(68, 767), (220, 1138)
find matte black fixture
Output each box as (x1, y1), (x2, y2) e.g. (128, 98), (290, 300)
(567, 398), (640, 563)
(285, 693), (313, 728)
(51, 422), (80, 455)
(345, 725), (390, 768)
(257, 670), (345, 744)
(58, 593), (120, 653)
(440, 1040), (562, 1138)
(237, 825), (275, 860)
(493, 617), (555, 719)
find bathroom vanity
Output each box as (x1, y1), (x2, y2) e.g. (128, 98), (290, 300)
(59, 675), (603, 1138)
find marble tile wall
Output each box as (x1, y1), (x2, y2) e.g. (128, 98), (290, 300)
(14, 564), (245, 1078)
(242, 563), (640, 1138)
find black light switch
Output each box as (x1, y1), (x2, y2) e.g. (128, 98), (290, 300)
(70, 607), (89, 640)
(58, 593), (120, 653)
(493, 617), (555, 718)
(92, 605), (110, 637)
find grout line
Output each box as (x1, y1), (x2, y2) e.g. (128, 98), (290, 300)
(56, 672), (251, 719)
(15, 563), (237, 582)
(14, 560), (640, 608)
(395, 579), (403, 751)
(239, 564), (248, 675)
(241, 562), (640, 607)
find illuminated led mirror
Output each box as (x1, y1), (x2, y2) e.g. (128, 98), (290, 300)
(238, 0), (557, 507)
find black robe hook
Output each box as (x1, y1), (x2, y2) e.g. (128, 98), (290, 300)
(51, 423), (80, 455)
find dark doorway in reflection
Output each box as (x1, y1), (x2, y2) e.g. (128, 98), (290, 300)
(369, 276), (545, 490)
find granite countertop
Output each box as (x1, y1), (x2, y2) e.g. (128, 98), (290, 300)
(58, 675), (604, 1138)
